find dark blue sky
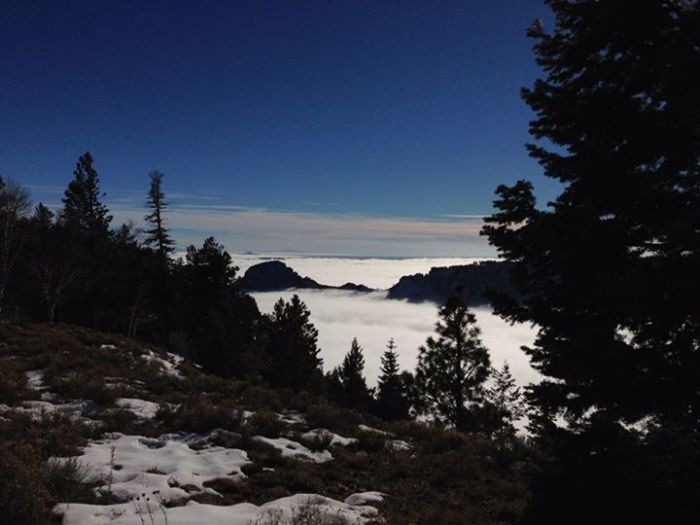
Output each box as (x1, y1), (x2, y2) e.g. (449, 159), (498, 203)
(1, 1), (557, 255)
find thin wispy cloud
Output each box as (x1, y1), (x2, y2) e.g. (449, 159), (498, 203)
(28, 186), (493, 256)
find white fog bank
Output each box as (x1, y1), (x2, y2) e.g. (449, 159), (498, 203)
(252, 290), (539, 388)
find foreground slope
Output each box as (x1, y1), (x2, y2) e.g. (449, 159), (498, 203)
(0, 322), (529, 524)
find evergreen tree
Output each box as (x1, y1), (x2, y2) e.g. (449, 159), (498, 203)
(61, 152), (112, 236)
(31, 203), (54, 231)
(180, 237), (243, 371)
(144, 170), (175, 260)
(376, 338), (411, 420)
(482, 2), (700, 522)
(325, 368), (344, 404)
(143, 170), (176, 337)
(415, 296), (491, 431)
(263, 295), (324, 392)
(482, 362), (525, 439)
(337, 337), (373, 410)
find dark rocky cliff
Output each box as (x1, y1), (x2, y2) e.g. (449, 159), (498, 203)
(240, 261), (372, 293)
(387, 260), (517, 305)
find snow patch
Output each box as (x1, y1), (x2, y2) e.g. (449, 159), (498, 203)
(18, 399), (96, 419)
(57, 433), (249, 503)
(254, 436), (333, 463)
(300, 428), (357, 447)
(25, 369), (48, 390)
(276, 411), (306, 425)
(141, 349), (183, 379)
(358, 424), (392, 437)
(344, 491), (385, 506)
(55, 493), (379, 525)
(115, 398), (161, 420)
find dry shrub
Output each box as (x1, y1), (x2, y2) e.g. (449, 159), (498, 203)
(246, 410), (287, 438)
(0, 443), (51, 525)
(0, 441), (91, 524)
(0, 411), (86, 457)
(350, 432), (385, 453)
(302, 430), (334, 452)
(157, 398), (242, 433)
(238, 385), (283, 411)
(248, 497), (357, 525)
(305, 402), (361, 435)
(0, 361), (27, 404)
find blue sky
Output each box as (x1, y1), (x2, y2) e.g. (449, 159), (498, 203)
(1, 1), (557, 256)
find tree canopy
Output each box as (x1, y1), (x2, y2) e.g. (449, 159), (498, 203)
(483, 1), (700, 522)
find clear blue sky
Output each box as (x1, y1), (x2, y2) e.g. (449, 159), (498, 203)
(1, 1), (557, 256)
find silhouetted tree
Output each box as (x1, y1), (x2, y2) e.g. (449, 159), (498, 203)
(61, 152), (112, 237)
(144, 170), (175, 260)
(482, 2), (700, 522)
(178, 237), (257, 373)
(263, 295), (323, 392)
(415, 296), (491, 431)
(481, 362), (525, 439)
(376, 338), (411, 420)
(336, 338), (373, 410)
(143, 170), (176, 337)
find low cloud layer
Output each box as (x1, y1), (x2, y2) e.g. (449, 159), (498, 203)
(233, 254), (492, 289)
(252, 290), (538, 388)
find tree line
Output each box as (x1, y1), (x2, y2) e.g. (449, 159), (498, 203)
(0, 158), (523, 438)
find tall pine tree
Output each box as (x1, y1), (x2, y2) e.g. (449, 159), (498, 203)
(263, 294), (324, 392)
(415, 296), (491, 431)
(61, 152), (112, 237)
(337, 337), (373, 410)
(482, 2), (700, 522)
(376, 338), (411, 420)
(144, 170), (175, 260)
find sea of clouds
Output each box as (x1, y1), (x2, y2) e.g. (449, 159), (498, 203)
(241, 255), (539, 388)
(232, 253), (491, 290)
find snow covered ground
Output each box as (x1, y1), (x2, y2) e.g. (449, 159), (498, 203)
(55, 492), (381, 525)
(12, 355), (388, 524)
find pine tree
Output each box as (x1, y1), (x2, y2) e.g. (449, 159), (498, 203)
(482, 2), (700, 522)
(31, 203), (54, 231)
(176, 237), (259, 375)
(144, 170), (175, 260)
(414, 296), (491, 431)
(337, 337), (372, 410)
(263, 295), (324, 392)
(61, 152), (112, 236)
(376, 338), (411, 420)
(483, 362), (525, 439)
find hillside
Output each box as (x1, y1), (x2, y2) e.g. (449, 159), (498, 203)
(0, 322), (530, 525)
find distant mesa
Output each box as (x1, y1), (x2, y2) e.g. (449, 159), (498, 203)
(386, 261), (518, 305)
(240, 259), (517, 305)
(240, 260), (373, 293)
